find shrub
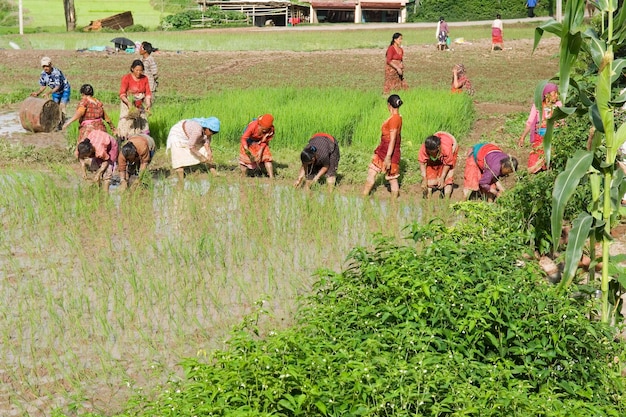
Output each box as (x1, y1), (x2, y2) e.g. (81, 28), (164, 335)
(110, 203), (625, 417)
(498, 114), (592, 254)
(408, 0), (553, 22)
(160, 7), (247, 30)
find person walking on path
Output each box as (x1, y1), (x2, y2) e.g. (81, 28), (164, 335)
(491, 14), (504, 51)
(436, 17), (450, 51)
(294, 132), (340, 191)
(418, 131), (458, 199)
(383, 32), (409, 95)
(31, 56), (71, 128)
(362, 94), (404, 199)
(526, 0), (537, 18)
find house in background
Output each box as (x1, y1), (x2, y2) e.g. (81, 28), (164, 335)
(196, 0), (408, 26)
(308, 0), (408, 23)
(196, 0), (309, 26)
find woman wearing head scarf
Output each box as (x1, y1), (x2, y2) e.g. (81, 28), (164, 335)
(451, 64), (474, 95)
(518, 83), (562, 173)
(62, 84), (116, 141)
(294, 132), (340, 191)
(239, 114), (275, 178)
(463, 143), (518, 202)
(362, 94), (403, 199)
(383, 32), (409, 95)
(166, 117), (220, 181)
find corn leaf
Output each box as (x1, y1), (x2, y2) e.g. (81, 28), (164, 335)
(560, 212), (593, 290)
(551, 150), (594, 250)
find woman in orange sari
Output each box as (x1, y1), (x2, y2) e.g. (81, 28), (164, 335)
(239, 114), (275, 178)
(363, 94), (404, 199)
(383, 33), (409, 95)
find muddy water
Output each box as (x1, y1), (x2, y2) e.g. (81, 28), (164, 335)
(0, 111), (24, 136)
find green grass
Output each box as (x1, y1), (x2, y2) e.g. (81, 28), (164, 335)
(20, 0), (166, 30)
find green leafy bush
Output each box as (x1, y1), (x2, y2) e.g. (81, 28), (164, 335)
(111, 203), (625, 417)
(160, 7), (247, 30)
(0, 0), (17, 27)
(499, 114), (592, 254)
(408, 0), (553, 22)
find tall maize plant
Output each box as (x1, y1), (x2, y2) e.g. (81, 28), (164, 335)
(535, 0), (626, 323)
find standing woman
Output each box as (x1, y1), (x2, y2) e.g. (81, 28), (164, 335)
(118, 59), (152, 140)
(239, 114), (275, 178)
(62, 84), (116, 141)
(383, 33), (409, 95)
(140, 42), (158, 100)
(294, 132), (340, 191)
(491, 14), (504, 51)
(362, 94), (403, 199)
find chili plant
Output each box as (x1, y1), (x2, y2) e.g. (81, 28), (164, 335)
(535, 0), (626, 322)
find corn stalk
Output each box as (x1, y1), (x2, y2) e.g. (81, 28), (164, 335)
(535, 0), (626, 323)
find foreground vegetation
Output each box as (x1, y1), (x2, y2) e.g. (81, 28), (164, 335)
(79, 204), (626, 417)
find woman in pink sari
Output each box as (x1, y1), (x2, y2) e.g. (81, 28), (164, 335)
(491, 14), (503, 51)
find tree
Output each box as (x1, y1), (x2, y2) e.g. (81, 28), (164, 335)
(63, 0), (75, 31)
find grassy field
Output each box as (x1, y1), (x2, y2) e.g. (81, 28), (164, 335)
(20, 0), (166, 30)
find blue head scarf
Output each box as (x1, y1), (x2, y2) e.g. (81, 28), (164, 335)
(191, 117), (220, 133)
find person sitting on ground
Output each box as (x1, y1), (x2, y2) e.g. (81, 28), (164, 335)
(451, 64), (474, 95)
(418, 131), (458, 199)
(62, 84), (116, 141)
(117, 134), (156, 191)
(294, 132), (340, 191)
(463, 142), (518, 202)
(239, 114), (275, 178)
(31, 56), (71, 128)
(166, 117), (220, 182)
(76, 130), (119, 193)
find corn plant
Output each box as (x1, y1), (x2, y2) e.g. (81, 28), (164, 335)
(534, 0), (626, 322)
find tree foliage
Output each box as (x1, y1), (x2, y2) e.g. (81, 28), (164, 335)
(408, 0), (553, 22)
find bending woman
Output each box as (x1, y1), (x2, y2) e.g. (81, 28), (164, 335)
(239, 114), (275, 178)
(62, 84), (116, 141)
(294, 132), (340, 190)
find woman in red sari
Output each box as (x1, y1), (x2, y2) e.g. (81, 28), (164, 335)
(62, 84), (116, 141)
(239, 114), (275, 178)
(383, 32), (409, 95)
(363, 94), (403, 199)
(118, 60), (152, 140)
